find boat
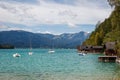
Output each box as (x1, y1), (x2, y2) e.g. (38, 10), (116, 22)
(48, 49), (55, 53)
(28, 35), (33, 55)
(77, 50), (86, 56)
(78, 51), (86, 56)
(48, 41), (55, 53)
(116, 58), (120, 63)
(78, 53), (86, 56)
(28, 51), (33, 55)
(28, 47), (33, 55)
(13, 53), (21, 57)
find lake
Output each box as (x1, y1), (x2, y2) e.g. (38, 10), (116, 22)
(0, 49), (120, 80)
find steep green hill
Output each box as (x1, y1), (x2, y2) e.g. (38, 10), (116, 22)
(83, 6), (120, 55)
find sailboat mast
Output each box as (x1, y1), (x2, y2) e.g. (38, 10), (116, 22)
(29, 34), (32, 51)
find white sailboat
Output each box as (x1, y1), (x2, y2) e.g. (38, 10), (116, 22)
(28, 49), (33, 55)
(48, 49), (55, 53)
(13, 53), (21, 57)
(28, 35), (33, 55)
(48, 41), (55, 53)
(13, 47), (21, 57)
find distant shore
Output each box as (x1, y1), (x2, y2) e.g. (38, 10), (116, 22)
(0, 44), (14, 49)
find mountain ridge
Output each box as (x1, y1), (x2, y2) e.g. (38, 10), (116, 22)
(0, 30), (90, 48)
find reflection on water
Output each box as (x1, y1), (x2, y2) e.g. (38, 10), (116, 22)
(0, 49), (120, 80)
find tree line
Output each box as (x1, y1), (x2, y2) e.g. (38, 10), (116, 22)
(83, 0), (120, 56)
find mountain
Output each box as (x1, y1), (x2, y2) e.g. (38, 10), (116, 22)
(0, 30), (90, 48)
(83, 6), (120, 54)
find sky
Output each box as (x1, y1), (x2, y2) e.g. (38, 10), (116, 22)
(0, 0), (113, 34)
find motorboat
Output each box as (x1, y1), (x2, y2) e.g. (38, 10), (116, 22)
(13, 53), (21, 57)
(78, 53), (86, 56)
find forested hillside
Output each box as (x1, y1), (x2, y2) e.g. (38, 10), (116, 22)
(83, 6), (120, 46)
(83, 0), (120, 55)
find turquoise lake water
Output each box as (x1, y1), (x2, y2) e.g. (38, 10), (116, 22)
(0, 49), (120, 80)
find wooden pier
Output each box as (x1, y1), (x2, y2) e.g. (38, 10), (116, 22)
(98, 56), (117, 62)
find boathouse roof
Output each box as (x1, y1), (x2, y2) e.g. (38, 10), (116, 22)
(105, 42), (115, 50)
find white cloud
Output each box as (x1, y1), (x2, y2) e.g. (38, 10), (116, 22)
(0, 0), (112, 27)
(0, 23), (9, 29)
(0, 23), (32, 31)
(67, 22), (76, 28)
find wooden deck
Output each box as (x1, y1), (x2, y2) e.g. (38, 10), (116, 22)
(98, 56), (117, 62)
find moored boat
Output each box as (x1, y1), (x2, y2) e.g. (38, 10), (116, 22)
(48, 49), (55, 53)
(13, 53), (21, 57)
(28, 52), (33, 55)
(78, 53), (86, 56)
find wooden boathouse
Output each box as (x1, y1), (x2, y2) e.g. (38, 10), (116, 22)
(98, 56), (117, 62)
(98, 42), (118, 62)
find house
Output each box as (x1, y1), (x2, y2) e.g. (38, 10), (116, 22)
(105, 42), (115, 50)
(77, 42), (117, 54)
(92, 46), (104, 52)
(104, 42), (117, 56)
(77, 45), (103, 53)
(77, 45), (92, 52)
